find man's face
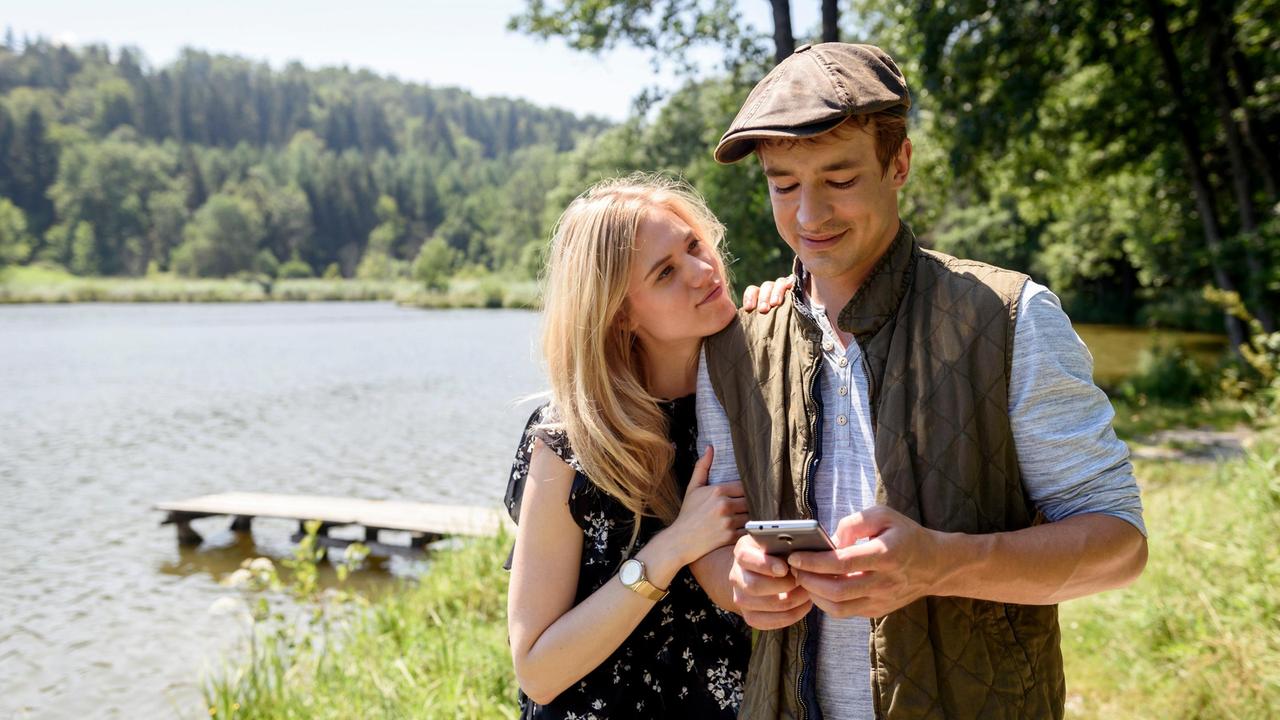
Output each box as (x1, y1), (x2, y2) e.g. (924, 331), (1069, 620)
(758, 122), (911, 290)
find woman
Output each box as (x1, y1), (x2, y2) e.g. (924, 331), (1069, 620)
(505, 174), (750, 718)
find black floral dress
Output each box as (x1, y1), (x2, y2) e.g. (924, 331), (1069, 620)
(504, 395), (751, 720)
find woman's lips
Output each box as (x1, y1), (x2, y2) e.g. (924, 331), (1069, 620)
(698, 285), (724, 306)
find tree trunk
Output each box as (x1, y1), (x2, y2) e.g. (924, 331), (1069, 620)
(1144, 0), (1246, 349)
(1205, 6), (1275, 331)
(1228, 45), (1280, 201)
(822, 0), (840, 43)
(769, 0), (794, 65)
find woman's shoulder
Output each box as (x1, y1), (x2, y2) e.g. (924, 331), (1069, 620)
(523, 403), (581, 473)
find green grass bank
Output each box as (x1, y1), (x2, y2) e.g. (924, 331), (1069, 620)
(0, 265), (539, 309)
(206, 427), (1279, 719)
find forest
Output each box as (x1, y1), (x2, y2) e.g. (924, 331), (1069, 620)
(1, 0), (1277, 341)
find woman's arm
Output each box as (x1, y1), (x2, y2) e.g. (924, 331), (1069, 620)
(507, 439), (715, 705)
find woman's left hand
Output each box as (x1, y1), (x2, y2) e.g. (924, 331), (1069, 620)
(740, 275), (796, 314)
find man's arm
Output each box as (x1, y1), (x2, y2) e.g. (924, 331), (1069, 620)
(789, 280), (1148, 617)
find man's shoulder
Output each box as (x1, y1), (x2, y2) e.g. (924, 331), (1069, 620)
(915, 246), (1029, 309)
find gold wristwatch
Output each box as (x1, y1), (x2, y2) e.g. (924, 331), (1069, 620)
(618, 558), (668, 601)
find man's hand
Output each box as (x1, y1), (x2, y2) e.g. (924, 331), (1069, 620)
(786, 506), (944, 619)
(730, 533), (813, 629)
(740, 276), (796, 314)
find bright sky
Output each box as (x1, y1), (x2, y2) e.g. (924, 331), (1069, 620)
(6, 0), (821, 121)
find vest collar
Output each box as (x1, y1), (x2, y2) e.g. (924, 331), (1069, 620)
(836, 220), (917, 340)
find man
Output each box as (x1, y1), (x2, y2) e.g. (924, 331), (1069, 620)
(693, 43), (1148, 719)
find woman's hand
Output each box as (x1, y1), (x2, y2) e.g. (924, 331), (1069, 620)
(661, 447), (749, 566)
(740, 275), (796, 314)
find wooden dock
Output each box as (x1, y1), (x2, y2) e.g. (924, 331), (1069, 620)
(155, 492), (513, 556)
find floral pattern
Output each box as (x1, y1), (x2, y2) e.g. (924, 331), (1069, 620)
(505, 397), (750, 719)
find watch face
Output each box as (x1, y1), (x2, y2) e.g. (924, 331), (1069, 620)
(619, 559), (641, 585)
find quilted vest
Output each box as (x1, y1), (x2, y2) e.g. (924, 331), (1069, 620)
(705, 221), (1066, 719)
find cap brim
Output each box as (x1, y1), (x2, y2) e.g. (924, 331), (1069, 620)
(713, 116), (851, 164)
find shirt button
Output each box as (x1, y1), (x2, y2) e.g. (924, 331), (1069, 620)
(822, 340), (834, 352)
(838, 357), (849, 368)
(839, 385), (848, 396)
(837, 414), (848, 426)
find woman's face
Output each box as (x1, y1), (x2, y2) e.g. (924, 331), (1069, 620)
(624, 206), (736, 350)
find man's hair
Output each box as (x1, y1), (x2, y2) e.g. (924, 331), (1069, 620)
(758, 110), (909, 177)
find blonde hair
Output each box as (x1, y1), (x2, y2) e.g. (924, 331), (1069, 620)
(540, 172), (728, 547)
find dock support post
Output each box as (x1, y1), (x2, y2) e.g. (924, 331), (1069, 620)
(363, 526), (380, 544)
(230, 515), (253, 533)
(175, 517), (202, 546)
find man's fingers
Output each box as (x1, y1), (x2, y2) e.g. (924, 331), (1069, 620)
(735, 536), (788, 577)
(741, 600), (813, 630)
(792, 569), (878, 603)
(833, 506), (895, 547)
(787, 542), (884, 574)
(733, 583), (811, 613)
(741, 285), (759, 312)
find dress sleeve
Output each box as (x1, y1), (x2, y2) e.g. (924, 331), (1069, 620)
(1009, 281), (1147, 536)
(503, 404), (595, 543)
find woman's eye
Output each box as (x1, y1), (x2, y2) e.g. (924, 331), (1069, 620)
(657, 266), (674, 281)
(688, 238), (700, 253)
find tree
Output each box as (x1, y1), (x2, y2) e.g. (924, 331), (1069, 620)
(171, 193), (263, 277)
(0, 197), (32, 268)
(412, 236), (459, 291)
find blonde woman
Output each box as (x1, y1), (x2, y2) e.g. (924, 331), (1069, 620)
(504, 174), (751, 718)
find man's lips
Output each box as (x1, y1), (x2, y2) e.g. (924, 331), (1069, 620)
(698, 285), (724, 306)
(800, 229), (846, 245)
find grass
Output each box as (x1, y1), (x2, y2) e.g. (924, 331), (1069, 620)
(204, 531), (519, 719)
(1060, 435), (1280, 718)
(0, 265), (541, 309)
(1110, 397), (1253, 442)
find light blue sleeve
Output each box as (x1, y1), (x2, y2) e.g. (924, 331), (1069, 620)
(1009, 281), (1147, 536)
(696, 347), (740, 485)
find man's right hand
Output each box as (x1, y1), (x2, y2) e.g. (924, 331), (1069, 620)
(730, 533), (813, 630)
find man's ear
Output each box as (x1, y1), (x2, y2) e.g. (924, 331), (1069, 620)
(890, 138), (912, 189)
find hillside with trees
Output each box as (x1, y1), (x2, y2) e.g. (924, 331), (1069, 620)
(0, 35), (608, 282)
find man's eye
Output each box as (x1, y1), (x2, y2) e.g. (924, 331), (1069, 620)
(772, 183), (798, 194)
(831, 178), (858, 189)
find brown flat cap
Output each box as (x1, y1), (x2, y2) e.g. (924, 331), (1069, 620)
(714, 43), (911, 164)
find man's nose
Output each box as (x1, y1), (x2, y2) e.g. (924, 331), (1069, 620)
(796, 187), (832, 231)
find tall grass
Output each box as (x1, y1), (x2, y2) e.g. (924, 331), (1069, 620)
(0, 265), (542, 308)
(204, 530), (518, 719)
(1061, 437), (1280, 719)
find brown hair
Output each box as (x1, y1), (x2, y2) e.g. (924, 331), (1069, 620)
(758, 110), (909, 177)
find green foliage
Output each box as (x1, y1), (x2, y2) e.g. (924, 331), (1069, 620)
(412, 236), (459, 291)
(172, 193), (264, 277)
(1119, 344), (1209, 405)
(1061, 443), (1280, 718)
(276, 251), (314, 279)
(0, 196), (31, 267)
(205, 530), (519, 719)
(252, 248), (279, 278)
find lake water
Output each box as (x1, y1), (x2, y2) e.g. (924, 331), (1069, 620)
(0, 303), (1223, 718)
(0, 303), (546, 719)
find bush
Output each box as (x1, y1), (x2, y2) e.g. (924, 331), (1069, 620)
(1120, 343), (1208, 404)
(277, 252), (315, 279)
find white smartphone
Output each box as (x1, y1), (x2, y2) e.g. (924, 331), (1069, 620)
(745, 519), (836, 556)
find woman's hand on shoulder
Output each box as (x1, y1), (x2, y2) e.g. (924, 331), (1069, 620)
(663, 446), (749, 565)
(740, 275), (795, 315)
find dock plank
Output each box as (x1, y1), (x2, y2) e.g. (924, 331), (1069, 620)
(155, 492), (513, 537)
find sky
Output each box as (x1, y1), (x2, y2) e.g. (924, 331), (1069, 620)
(5, 0), (821, 121)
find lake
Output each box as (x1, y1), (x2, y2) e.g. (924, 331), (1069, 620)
(0, 302), (1223, 718)
(0, 303), (546, 719)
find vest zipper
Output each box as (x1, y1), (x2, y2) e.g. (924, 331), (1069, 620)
(795, 349), (825, 720)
